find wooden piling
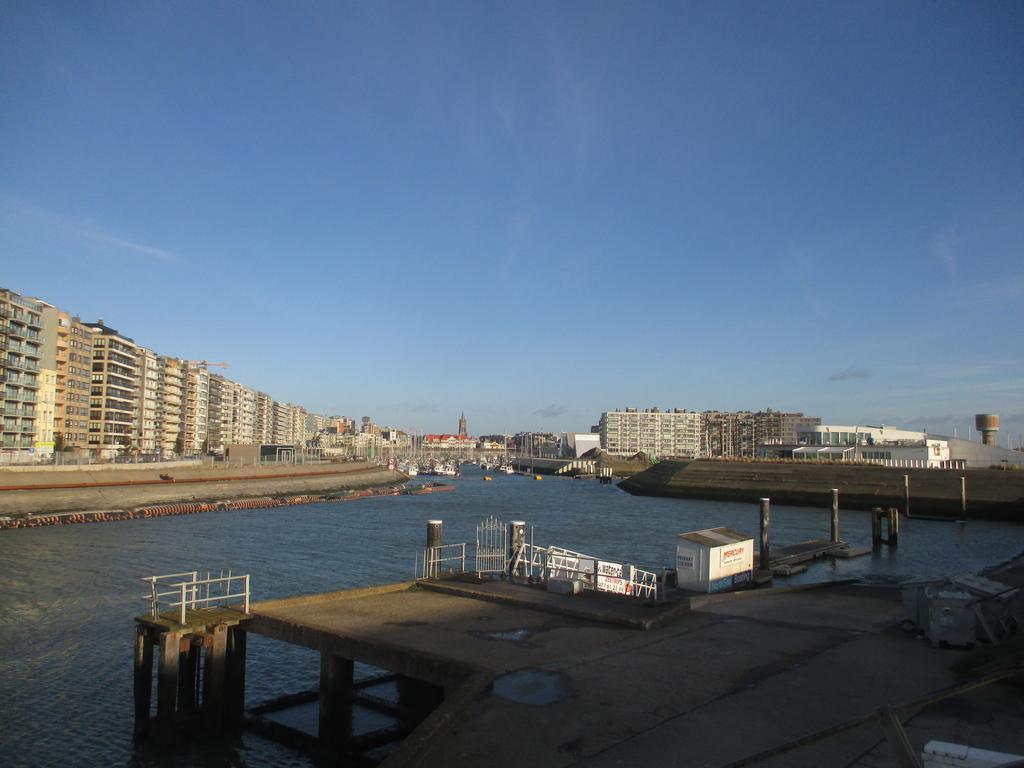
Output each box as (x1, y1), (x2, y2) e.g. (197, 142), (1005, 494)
(759, 498), (771, 569)
(177, 639), (200, 715)
(960, 477), (967, 516)
(203, 625), (228, 730)
(133, 625), (153, 735)
(903, 474), (910, 518)
(830, 489), (840, 544)
(157, 631), (181, 740)
(319, 653), (354, 747)
(888, 508), (899, 546)
(225, 627), (247, 725)
(871, 507), (883, 546)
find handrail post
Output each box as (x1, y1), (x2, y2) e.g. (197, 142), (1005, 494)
(179, 582), (187, 624)
(243, 574), (250, 614)
(150, 578), (158, 618)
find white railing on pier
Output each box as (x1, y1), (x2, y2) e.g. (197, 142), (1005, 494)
(414, 523), (660, 600)
(140, 570), (251, 625)
(415, 543), (467, 580)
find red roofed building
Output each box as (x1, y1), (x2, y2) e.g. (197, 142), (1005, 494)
(424, 434), (475, 450)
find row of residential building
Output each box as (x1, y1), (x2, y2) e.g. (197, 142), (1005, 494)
(1, 287), (337, 461)
(596, 408), (822, 458)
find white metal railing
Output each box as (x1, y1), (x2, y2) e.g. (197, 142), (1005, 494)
(415, 543), (467, 580)
(140, 570), (251, 625)
(413, 521), (661, 600)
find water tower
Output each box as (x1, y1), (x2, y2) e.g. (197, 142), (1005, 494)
(975, 414), (1000, 447)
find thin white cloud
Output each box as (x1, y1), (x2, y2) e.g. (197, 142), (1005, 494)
(930, 233), (957, 278)
(0, 191), (188, 267)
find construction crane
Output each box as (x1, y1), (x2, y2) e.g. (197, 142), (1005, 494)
(185, 361), (229, 369)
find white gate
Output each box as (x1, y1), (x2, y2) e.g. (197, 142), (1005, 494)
(475, 516), (507, 576)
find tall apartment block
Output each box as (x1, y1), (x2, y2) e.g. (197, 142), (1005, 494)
(86, 321), (140, 457)
(182, 363), (210, 454)
(599, 408), (703, 457)
(703, 410), (821, 457)
(35, 301), (95, 453)
(1, 290), (44, 454)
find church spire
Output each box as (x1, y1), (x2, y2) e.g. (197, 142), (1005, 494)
(458, 412), (468, 437)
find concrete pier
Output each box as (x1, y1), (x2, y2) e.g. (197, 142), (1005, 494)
(238, 572), (1023, 767)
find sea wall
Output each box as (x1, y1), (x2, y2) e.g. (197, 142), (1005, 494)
(618, 460), (1024, 520)
(0, 462), (407, 521)
(0, 481), (453, 530)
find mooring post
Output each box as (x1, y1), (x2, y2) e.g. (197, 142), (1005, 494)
(871, 508), (883, 546)
(903, 474), (910, 518)
(888, 508), (900, 546)
(319, 653), (354, 748)
(133, 625), (154, 735)
(225, 627), (247, 725)
(759, 498), (771, 570)
(426, 519), (443, 578)
(157, 631), (181, 741)
(830, 488), (840, 544)
(960, 477), (967, 516)
(203, 624), (228, 729)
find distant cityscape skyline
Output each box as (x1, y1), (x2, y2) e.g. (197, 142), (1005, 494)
(2, 4), (1022, 439)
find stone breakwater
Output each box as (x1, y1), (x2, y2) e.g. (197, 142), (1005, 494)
(619, 459), (1024, 520)
(0, 482), (454, 530)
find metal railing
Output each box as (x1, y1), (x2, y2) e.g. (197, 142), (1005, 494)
(140, 570), (251, 625)
(414, 543), (467, 580)
(414, 521), (661, 601)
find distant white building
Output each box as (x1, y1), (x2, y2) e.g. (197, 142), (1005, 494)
(762, 423), (1024, 469)
(561, 432), (601, 458)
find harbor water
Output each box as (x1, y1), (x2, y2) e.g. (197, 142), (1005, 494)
(0, 465), (1020, 767)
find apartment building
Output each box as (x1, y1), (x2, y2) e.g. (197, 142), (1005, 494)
(599, 408), (703, 458)
(182, 363), (209, 453)
(220, 379), (257, 446)
(255, 392), (274, 443)
(86, 321), (140, 457)
(0, 289), (43, 455)
(288, 404), (308, 445)
(136, 348), (161, 454)
(35, 302), (95, 454)
(207, 374), (225, 452)
(702, 410), (822, 457)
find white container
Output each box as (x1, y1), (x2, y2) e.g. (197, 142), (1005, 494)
(676, 528), (754, 594)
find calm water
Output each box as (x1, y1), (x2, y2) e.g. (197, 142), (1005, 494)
(0, 466), (1020, 768)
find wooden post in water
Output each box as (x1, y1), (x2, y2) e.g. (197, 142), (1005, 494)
(960, 477), (967, 516)
(759, 498), (771, 570)
(225, 627), (247, 725)
(830, 489), (840, 544)
(203, 624), (228, 730)
(871, 507), (883, 546)
(177, 638), (200, 715)
(133, 625), (153, 735)
(319, 653), (354, 749)
(157, 631), (181, 741)
(903, 474), (910, 518)
(888, 508), (900, 546)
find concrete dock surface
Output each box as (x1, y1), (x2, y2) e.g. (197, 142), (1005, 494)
(249, 572), (1024, 767)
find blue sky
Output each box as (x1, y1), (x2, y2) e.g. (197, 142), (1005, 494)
(2, 2), (1022, 440)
